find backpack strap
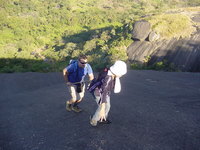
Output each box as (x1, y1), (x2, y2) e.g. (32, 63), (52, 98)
(88, 79), (102, 93)
(86, 63), (89, 74)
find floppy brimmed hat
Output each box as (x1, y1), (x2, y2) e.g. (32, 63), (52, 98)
(110, 60), (127, 93)
(110, 60), (127, 77)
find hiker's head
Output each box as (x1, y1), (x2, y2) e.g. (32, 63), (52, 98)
(110, 60), (127, 77)
(78, 55), (87, 68)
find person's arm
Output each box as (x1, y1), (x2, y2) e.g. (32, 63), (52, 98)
(86, 64), (94, 87)
(63, 68), (71, 85)
(88, 73), (94, 81)
(87, 64), (94, 81)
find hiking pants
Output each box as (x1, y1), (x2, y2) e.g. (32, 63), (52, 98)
(68, 84), (85, 101)
(91, 93), (111, 123)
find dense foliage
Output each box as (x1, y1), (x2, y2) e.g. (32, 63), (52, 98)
(0, 0), (199, 72)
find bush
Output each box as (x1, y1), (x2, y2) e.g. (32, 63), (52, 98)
(0, 0), (198, 72)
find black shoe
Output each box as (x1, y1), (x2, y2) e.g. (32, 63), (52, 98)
(99, 119), (111, 124)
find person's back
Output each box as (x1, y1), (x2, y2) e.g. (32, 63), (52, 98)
(87, 67), (109, 94)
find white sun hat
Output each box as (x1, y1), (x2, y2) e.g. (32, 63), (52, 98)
(110, 60), (127, 93)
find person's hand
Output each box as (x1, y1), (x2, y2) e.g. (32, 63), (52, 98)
(87, 79), (95, 89)
(99, 103), (106, 122)
(87, 83), (90, 89)
(66, 82), (71, 86)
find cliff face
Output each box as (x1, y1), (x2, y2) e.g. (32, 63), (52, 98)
(127, 12), (200, 72)
(149, 30), (200, 72)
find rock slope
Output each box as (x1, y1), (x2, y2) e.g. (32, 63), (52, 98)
(127, 11), (200, 72)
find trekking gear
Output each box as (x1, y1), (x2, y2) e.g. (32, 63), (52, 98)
(99, 119), (112, 124)
(110, 60), (127, 93)
(72, 105), (82, 112)
(110, 60), (127, 77)
(71, 100), (82, 112)
(66, 80), (90, 85)
(66, 101), (72, 111)
(76, 82), (84, 93)
(68, 59), (77, 65)
(89, 115), (111, 126)
(66, 59), (89, 86)
(87, 68), (108, 93)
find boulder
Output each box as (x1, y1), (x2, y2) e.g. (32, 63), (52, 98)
(127, 40), (158, 64)
(147, 31), (160, 42)
(127, 31), (200, 72)
(132, 20), (151, 41)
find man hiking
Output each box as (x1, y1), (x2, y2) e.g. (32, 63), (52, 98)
(89, 60), (127, 126)
(63, 55), (94, 112)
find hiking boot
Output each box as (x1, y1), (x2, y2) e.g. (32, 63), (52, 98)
(72, 105), (82, 112)
(66, 101), (72, 111)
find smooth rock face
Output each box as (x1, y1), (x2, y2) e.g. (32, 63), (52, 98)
(127, 41), (156, 64)
(132, 20), (151, 41)
(128, 12), (200, 72)
(128, 31), (200, 72)
(149, 32), (200, 72)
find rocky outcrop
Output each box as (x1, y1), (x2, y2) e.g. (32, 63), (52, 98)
(147, 31), (160, 42)
(131, 20), (151, 41)
(149, 31), (200, 72)
(127, 12), (200, 72)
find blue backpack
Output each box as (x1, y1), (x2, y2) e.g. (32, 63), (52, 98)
(68, 59), (77, 66)
(87, 68), (108, 93)
(68, 59), (89, 71)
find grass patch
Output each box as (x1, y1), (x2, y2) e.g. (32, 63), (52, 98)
(181, 6), (200, 12)
(131, 60), (179, 72)
(147, 13), (196, 39)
